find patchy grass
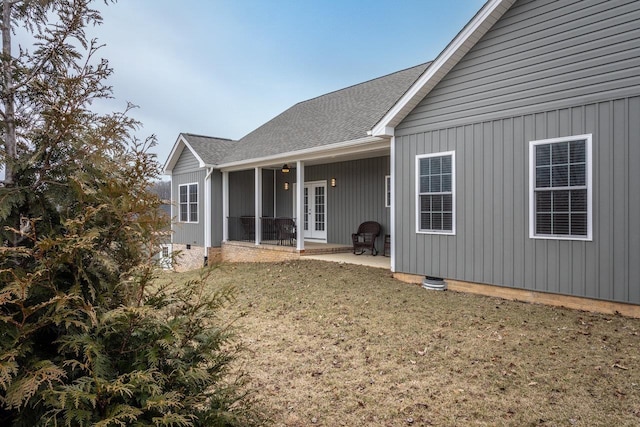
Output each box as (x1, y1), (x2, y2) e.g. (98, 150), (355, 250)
(169, 260), (640, 426)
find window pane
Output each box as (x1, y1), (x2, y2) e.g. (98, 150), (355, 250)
(571, 189), (587, 212)
(432, 195), (442, 212)
(441, 156), (452, 174)
(420, 176), (429, 193)
(537, 213), (552, 234)
(569, 140), (586, 163)
(432, 213), (442, 230)
(443, 213), (453, 231)
(443, 194), (453, 211)
(190, 203), (197, 222)
(571, 213), (587, 236)
(536, 166), (551, 188)
(553, 213), (570, 235)
(553, 191), (570, 212)
(431, 157), (441, 175)
(180, 204), (188, 222)
(179, 186), (187, 203)
(420, 159), (430, 176)
(536, 191), (551, 212)
(442, 173), (452, 192)
(421, 195), (431, 212)
(421, 213), (430, 230)
(552, 165), (569, 187)
(189, 184), (198, 202)
(536, 145), (551, 166)
(552, 142), (568, 164)
(570, 163), (586, 186)
(430, 175), (441, 192)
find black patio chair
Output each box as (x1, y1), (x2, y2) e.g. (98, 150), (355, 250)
(276, 217), (296, 246)
(351, 221), (381, 256)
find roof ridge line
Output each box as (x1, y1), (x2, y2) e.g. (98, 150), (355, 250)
(182, 132), (235, 141)
(293, 61), (432, 106)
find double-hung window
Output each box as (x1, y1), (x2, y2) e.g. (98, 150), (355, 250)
(416, 152), (455, 234)
(179, 183), (198, 223)
(529, 134), (592, 240)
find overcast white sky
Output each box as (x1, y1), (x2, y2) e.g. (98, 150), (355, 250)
(84, 1), (486, 173)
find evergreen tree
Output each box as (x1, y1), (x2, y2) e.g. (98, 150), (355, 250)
(0, 1), (257, 425)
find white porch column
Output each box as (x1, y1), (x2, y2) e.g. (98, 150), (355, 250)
(389, 133), (396, 272)
(255, 167), (262, 245)
(222, 171), (229, 242)
(296, 161), (305, 251)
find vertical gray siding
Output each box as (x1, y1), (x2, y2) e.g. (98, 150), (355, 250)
(262, 169), (275, 218)
(398, 0), (640, 134)
(171, 167), (206, 246)
(273, 157), (390, 246)
(275, 171), (293, 218)
(227, 169), (275, 218)
(228, 170), (255, 217)
(395, 96), (640, 304)
(211, 170), (223, 247)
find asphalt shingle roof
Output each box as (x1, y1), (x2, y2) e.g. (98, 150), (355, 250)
(181, 133), (236, 166)
(221, 62), (430, 164)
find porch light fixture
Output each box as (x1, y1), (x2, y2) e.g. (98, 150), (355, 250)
(284, 182), (289, 191)
(281, 164), (290, 173)
(331, 177), (336, 187)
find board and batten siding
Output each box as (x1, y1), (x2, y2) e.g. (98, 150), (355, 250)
(274, 157), (391, 246)
(398, 0), (640, 135)
(171, 148), (206, 246)
(210, 170), (224, 247)
(228, 169), (276, 218)
(395, 96), (640, 304)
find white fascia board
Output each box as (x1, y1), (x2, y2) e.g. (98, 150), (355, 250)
(182, 138), (207, 168)
(217, 136), (389, 172)
(162, 134), (208, 173)
(371, 0), (514, 137)
(162, 135), (185, 174)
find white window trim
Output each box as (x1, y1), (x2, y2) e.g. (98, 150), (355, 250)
(415, 151), (456, 235)
(178, 182), (199, 224)
(528, 134), (593, 241)
(385, 175), (391, 208)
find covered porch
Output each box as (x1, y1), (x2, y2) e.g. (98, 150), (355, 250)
(220, 139), (393, 257)
(220, 239), (391, 269)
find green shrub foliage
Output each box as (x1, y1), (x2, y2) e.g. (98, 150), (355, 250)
(0, 1), (257, 425)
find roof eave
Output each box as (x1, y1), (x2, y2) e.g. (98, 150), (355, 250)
(217, 136), (389, 172)
(162, 133), (208, 174)
(371, 0), (516, 137)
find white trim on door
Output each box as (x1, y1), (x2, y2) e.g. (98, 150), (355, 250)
(292, 180), (328, 243)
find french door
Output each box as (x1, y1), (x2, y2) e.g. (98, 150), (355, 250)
(293, 181), (327, 241)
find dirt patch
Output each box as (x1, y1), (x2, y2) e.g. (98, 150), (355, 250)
(173, 260), (640, 426)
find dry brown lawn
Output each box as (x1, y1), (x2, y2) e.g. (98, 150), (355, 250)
(173, 260), (640, 426)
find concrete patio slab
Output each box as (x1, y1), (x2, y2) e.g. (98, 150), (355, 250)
(302, 252), (391, 269)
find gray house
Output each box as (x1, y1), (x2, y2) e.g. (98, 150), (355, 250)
(163, 133), (235, 269)
(165, 0), (640, 314)
(164, 63), (429, 270)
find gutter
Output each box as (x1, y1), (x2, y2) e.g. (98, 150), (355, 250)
(204, 167), (214, 262)
(217, 136), (388, 172)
